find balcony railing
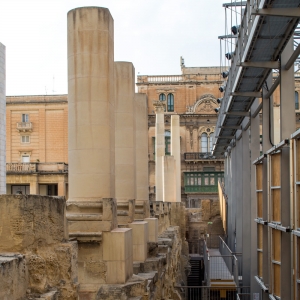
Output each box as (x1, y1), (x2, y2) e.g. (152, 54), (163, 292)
(137, 75), (183, 83)
(6, 162), (68, 173)
(6, 163), (37, 172)
(17, 122), (32, 132)
(184, 152), (215, 160)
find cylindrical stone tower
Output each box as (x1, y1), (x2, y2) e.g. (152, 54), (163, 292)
(67, 7), (115, 201)
(114, 62), (136, 201)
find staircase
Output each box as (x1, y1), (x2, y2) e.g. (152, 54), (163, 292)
(187, 257), (204, 299)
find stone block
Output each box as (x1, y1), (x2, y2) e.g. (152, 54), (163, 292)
(0, 195), (66, 253)
(0, 253), (28, 300)
(145, 218), (158, 243)
(103, 228), (133, 284)
(129, 221), (148, 262)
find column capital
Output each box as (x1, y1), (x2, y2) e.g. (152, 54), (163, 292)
(153, 101), (164, 114)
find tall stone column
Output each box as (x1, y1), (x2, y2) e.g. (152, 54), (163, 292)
(67, 7), (115, 202)
(66, 7), (130, 292)
(163, 156), (176, 202)
(135, 93), (148, 201)
(154, 101), (165, 201)
(0, 43), (6, 194)
(114, 62), (136, 201)
(171, 115), (181, 202)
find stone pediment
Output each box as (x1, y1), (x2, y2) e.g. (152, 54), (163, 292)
(190, 94), (218, 114)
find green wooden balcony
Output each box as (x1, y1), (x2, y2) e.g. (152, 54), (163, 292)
(184, 171), (224, 194)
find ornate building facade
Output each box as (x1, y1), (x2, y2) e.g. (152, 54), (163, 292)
(137, 66), (225, 206)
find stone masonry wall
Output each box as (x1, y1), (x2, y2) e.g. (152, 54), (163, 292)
(187, 199), (225, 242)
(0, 195), (78, 299)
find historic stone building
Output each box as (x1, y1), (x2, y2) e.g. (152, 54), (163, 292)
(137, 65), (225, 206)
(5, 94), (68, 197)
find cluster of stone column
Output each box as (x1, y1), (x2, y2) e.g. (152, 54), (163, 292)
(66, 6), (153, 292)
(154, 102), (181, 202)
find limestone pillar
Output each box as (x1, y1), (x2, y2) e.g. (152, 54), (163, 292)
(58, 181), (66, 197)
(66, 7), (126, 291)
(154, 101), (165, 201)
(0, 43), (6, 194)
(114, 62), (136, 202)
(171, 115), (181, 202)
(135, 93), (149, 202)
(144, 217), (158, 242)
(163, 156), (176, 202)
(128, 221), (148, 262)
(29, 175), (39, 195)
(67, 7), (115, 202)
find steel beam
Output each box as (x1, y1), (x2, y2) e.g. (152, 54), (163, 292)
(238, 61), (279, 69)
(215, 136), (235, 139)
(218, 34), (237, 39)
(279, 37), (294, 299)
(281, 37), (296, 140)
(225, 111), (250, 116)
(223, 1), (246, 7)
(219, 125), (241, 129)
(285, 43), (300, 71)
(251, 101), (262, 118)
(251, 8), (300, 18)
(250, 99), (261, 295)
(231, 92), (262, 97)
(263, 75), (280, 99)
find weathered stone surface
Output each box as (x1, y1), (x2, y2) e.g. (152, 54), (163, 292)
(0, 253), (28, 300)
(0, 195), (78, 298)
(0, 195), (66, 252)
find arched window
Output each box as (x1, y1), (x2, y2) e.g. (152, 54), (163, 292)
(167, 93), (174, 112)
(159, 93), (166, 101)
(201, 133), (208, 153)
(296, 91), (299, 110)
(209, 132), (215, 152)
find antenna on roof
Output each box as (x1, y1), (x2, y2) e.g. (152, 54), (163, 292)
(52, 75), (56, 94)
(180, 56), (185, 69)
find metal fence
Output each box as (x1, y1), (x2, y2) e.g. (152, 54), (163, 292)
(218, 237), (240, 285)
(179, 286), (250, 300)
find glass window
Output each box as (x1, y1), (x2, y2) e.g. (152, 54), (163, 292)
(209, 132), (215, 152)
(167, 93), (174, 112)
(22, 114), (29, 122)
(296, 91), (299, 110)
(22, 155), (30, 163)
(201, 133), (208, 153)
(21, 136), (30, 143)
(197, 177), (202, 185)
(159, 93), (166, 101)
(165, 131), (171, 155)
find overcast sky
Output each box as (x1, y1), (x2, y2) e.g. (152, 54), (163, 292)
(0, 0), (230, 95)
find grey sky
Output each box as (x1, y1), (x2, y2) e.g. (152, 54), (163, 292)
(0, 0), (228, 95)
